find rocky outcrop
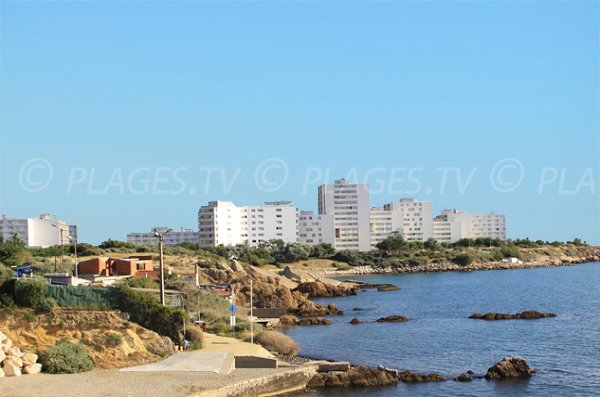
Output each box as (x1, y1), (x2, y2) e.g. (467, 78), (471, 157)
(469, 311), (556, 320)
(398, 371), (446, 383)
(349, 318), (362, 324)
(454, 373), (473, 382)
(376, 284), (400, 292)
(295, 281), (357, 298)
(307, 365), (399, 388)
(0, 328), (41, 377)
(485, 357), (535, 380)
(376, 315), (409, 323)
(297, 317), (332, 326)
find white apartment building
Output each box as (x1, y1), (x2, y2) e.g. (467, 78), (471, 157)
(368, 198), (433, 247)
(127, 227), (201, 246)
(432, 209), (506, 243)
(0, 214), (72, 248)
(198, 201), (246, 247)
(369, 207), (403, 249)
(298, 211), (335, 246)
(318, 179), (370, 251)
(243, 201), (298, 246)
(198, 201), (298, 248)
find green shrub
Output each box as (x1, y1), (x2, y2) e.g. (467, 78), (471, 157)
(105, 333), (123, 347)
(40, 340), (94, 374)
(117, 285), (187, 342)
(15, 279), (47, 307)
(34, 297), (56, 315)
(452, 254), (474, 267)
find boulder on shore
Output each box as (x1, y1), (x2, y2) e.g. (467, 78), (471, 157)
(308, 365), (399, 388)
(485, 357), (535, 380)
(469, 311), (556, 320)
(398, 371), (446, 383)
(376, 315), (409, 323)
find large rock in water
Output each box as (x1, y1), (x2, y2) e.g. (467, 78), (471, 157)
(485, 357), (535, 380)
(307, 365), (399, 388)
(350, 318), (362, 324)
(376, 315), (409, 323)
(398, 371), (446, 383)
(469, 311), (556, 320)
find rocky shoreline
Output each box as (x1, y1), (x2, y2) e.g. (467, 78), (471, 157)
(313, 256), (600, 277)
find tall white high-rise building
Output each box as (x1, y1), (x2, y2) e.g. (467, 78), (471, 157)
(198, 201), (246, 248)
(127, 227), (201, 246)
(298, 211), (335, 245)
(0, 214), (73, 248)
(318, 179), (370, 251)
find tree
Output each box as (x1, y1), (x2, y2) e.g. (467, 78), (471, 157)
(376, 235), (406, 256)
(424, 238), (439, 251)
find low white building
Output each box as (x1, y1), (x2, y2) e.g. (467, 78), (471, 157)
(298, 211), (335, 246)
(369, 198), (433, 247)
(127, 227), (201, 246)
(0, 214), (73, 248)
(432, 209), (506, 243)
(198, 201), (298, 248)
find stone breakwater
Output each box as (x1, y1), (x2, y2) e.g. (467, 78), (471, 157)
(0, 329), (42, 377)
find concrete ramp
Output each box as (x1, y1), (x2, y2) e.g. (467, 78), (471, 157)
(121, 351), (234, 375)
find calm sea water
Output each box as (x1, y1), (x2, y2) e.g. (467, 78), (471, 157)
(286, 263), (600, 397)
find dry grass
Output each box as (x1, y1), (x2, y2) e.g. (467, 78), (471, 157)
(255, 331), (299, 356)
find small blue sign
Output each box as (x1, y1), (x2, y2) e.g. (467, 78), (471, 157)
(228, 305), (237, 312)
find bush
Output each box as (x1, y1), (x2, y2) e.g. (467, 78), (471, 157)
(255, 331), (299, 356)
(105, 333), (123, 348)
(185, 326), (203, 350)
(117, 285), (187, 342)
(40, 340), (94, 374)
(452, 254), (474, 267)
(15, 279), (47, 307)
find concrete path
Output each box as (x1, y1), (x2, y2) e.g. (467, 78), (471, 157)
(121, 351), (234, 374)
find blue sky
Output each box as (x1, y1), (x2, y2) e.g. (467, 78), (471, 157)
(1, 1), (598, 244)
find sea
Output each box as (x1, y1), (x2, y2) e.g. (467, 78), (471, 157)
(286, 262), (600, 397)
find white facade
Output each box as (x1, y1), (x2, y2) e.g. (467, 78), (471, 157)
(198, 201), (246, 248)
(318, 179), (370, 251)
(243, 201), (298, 245)
(432, 209), (506, 243)
(127, 227), (201, 246)
(0, 214), (72, 248)
(381, 199), (434, 242)
(198, 201), (298, 248)
(298, 211), (335, 246)
(369, 207), (403, 249)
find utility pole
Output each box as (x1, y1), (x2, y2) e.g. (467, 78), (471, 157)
(74, 236), (78, 278)
(250, 279), (254, 344)
(154, 228), (172, 306)
(60, 229), (64, 272)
